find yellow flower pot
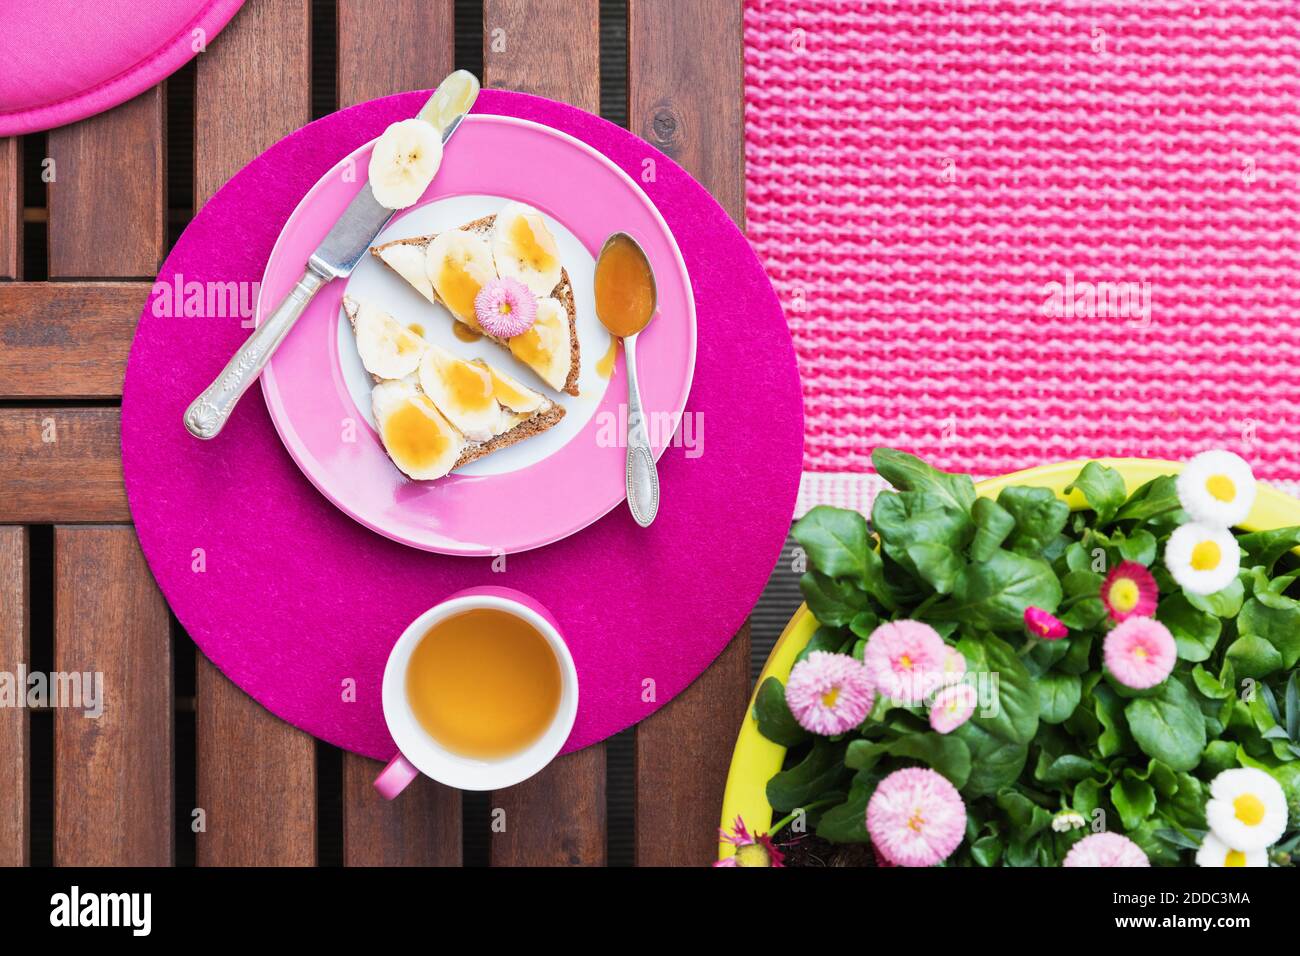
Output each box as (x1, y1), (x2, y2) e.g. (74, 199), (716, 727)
(718, 458), (1300, 862)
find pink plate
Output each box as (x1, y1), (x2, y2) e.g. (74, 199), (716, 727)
(258, 114), (695, 555)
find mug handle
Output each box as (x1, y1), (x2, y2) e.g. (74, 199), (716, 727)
(374, 753), (420, 800)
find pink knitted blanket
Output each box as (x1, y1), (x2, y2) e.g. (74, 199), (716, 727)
(744, 0), (1300, 512)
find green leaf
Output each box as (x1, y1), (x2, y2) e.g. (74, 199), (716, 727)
(1059, 598), (1107, 630)
(1225, 633), (1284, 681)
(1066, 462), (1127, 526)
(954, 721), (1029, 798)
(1157, 593), (1222, 663)
(1094, 683), (1133, 757)
(1034, 753), (1095, 784)
(791, 506), (871, 584)
(933, 550), (1062, 632)
(752, 677), (809, 747)
(1073, 778), (1103, 817)
(1125, 679), (1207, 772)
(871, 491), (971, 595)
(971, 497), (1015, 562)
(1191, 664), (1232, 700)
(1237, 526), (1300, 573)
(815, 787), (872, 843)
(1238, 596), (1300, 670)
(970, 833), (1004, 867)
(1185, 576), (1245, 618)
(796, 625), (847, 663)
(766, 739), (847, 812)
(871, 448), (976, 516)
(956, 633), (1040, 744)
(1287, 671), (1300, 743)
(887, 733), (972, 789)
(799, 571), (868, 627)
(1116, 529), (1158, 566)
(1114, 475), (1181, 523)
(1201, 740), (1238, 777)
(1111, 777), (1157, 830)
(997, 486), (1070, 555)
(1037, 672), (1083, 724)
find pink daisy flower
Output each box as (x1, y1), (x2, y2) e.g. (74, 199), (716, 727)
(473, 276), (537, 337)
(866, 767), (967, 867)
(784, 652), (875, 736)
(940, 646), (967, 685)
(864, 620), (948, 705)
(1101, 560), (1159, 623)
(1062, 832), (1150, 867)
(1024, 606), (1067, 640)
(1103, 616), (1177, 690)
(929, 683), (978, 734)
(713, 816), (785, 867)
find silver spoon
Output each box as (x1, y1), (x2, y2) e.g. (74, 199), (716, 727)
(593, 232), (659, 527)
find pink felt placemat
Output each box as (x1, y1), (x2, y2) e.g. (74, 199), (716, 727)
(0, 0), (244, 136)
(120, 89), (802, 759)
(745, 0), (1300, 509)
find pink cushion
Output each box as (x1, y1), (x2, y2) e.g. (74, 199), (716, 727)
(0, 0), (244, 136)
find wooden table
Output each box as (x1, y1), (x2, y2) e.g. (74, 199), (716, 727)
(0, 0), (751, 867)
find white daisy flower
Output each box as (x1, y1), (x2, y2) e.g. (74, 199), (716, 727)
(1165, 522), (1240, 596)
(1177, 450), (1256, 528)
(1052, 810), (1087, 832)
(1204, 768), (1288, 851)
(1195, 831), (1268, 867)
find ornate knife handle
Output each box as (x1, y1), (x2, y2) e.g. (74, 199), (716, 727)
(184, 267), (328, 440)
(622, 333), (660, 527)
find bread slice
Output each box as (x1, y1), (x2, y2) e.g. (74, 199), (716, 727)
(371, 213), (581, 396)
(342, 296), (566, 476)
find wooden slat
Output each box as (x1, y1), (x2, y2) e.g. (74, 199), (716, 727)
(629, 0), (752, 867)
(191, 0), (317, 867)
(0, 528), (29, 865)
(53, 527), (171, 865)
(482, 0), (606, 867)
(336, 0), (455, 108)
(195, 657), (316, 866)
(0, 137), (20, 279)
(0, 409), (128, 523)
(334, 1), (464, 868)
(482, 0), (601, 113)
(0, 282), (145, 398)
(489, 747), (606, 866)
(47, 90), (166, 277)
(341, 754), (461, 866)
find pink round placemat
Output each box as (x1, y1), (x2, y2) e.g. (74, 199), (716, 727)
(0, 0), (244, 136)
(121, 89), (802, 759)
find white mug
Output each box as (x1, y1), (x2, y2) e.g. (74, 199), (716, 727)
(374, 586), (579, 796)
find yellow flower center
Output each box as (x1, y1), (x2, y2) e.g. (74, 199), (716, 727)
(907, 808), (926, 832)
(1191, 540), (1221, 571)
(734, 843), (771, 867)
(1234, 793), (1266, 827)
(1109, 578), (1140, 613)
(1206, 474), (1235, 502)
(821, 686), (840, 708)
(1224, 849), (1247, 867)
(1132, 645), (1148, 661)
(898, 654), (913, 671)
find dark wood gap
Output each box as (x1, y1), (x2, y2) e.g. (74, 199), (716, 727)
(311, 0), (339, 120)
(0, 399), (121, 409)
(20, 132), (46, 281)
(461, 789), (490, 866)
(26, 525), (53, 866)
(315, 739), (343, 865)
(172, 614), (197, 865)
(600, 0), (629, 129)
(454, 0), (484, 77)
(165, 58), (196, 248)
(605, 726), (635, 866)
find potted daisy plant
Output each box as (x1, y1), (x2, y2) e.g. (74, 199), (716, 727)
(717, 449), (1300, 867)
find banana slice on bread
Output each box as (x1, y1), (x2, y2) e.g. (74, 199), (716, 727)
(370, 204), (580, 396)
(342, 296), (565, 480)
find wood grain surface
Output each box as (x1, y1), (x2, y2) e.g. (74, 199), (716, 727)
(47, 91), (166, 278)
(0, 409), (129, 523)
(341, 754), (462, 866)
(337, 0), (456, 109)
(628, 0), (752, 867)
(53, 527), (172, 865)
(0, 137), (20, 279)
(192, 0), (319, 866)
(0, 282), (146, 399)
(483, 0), (601, 114)
(488, 745), (607, 866)
(0, 528), (29, 866)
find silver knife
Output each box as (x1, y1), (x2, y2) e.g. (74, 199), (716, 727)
(184, 71), (481, 440)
